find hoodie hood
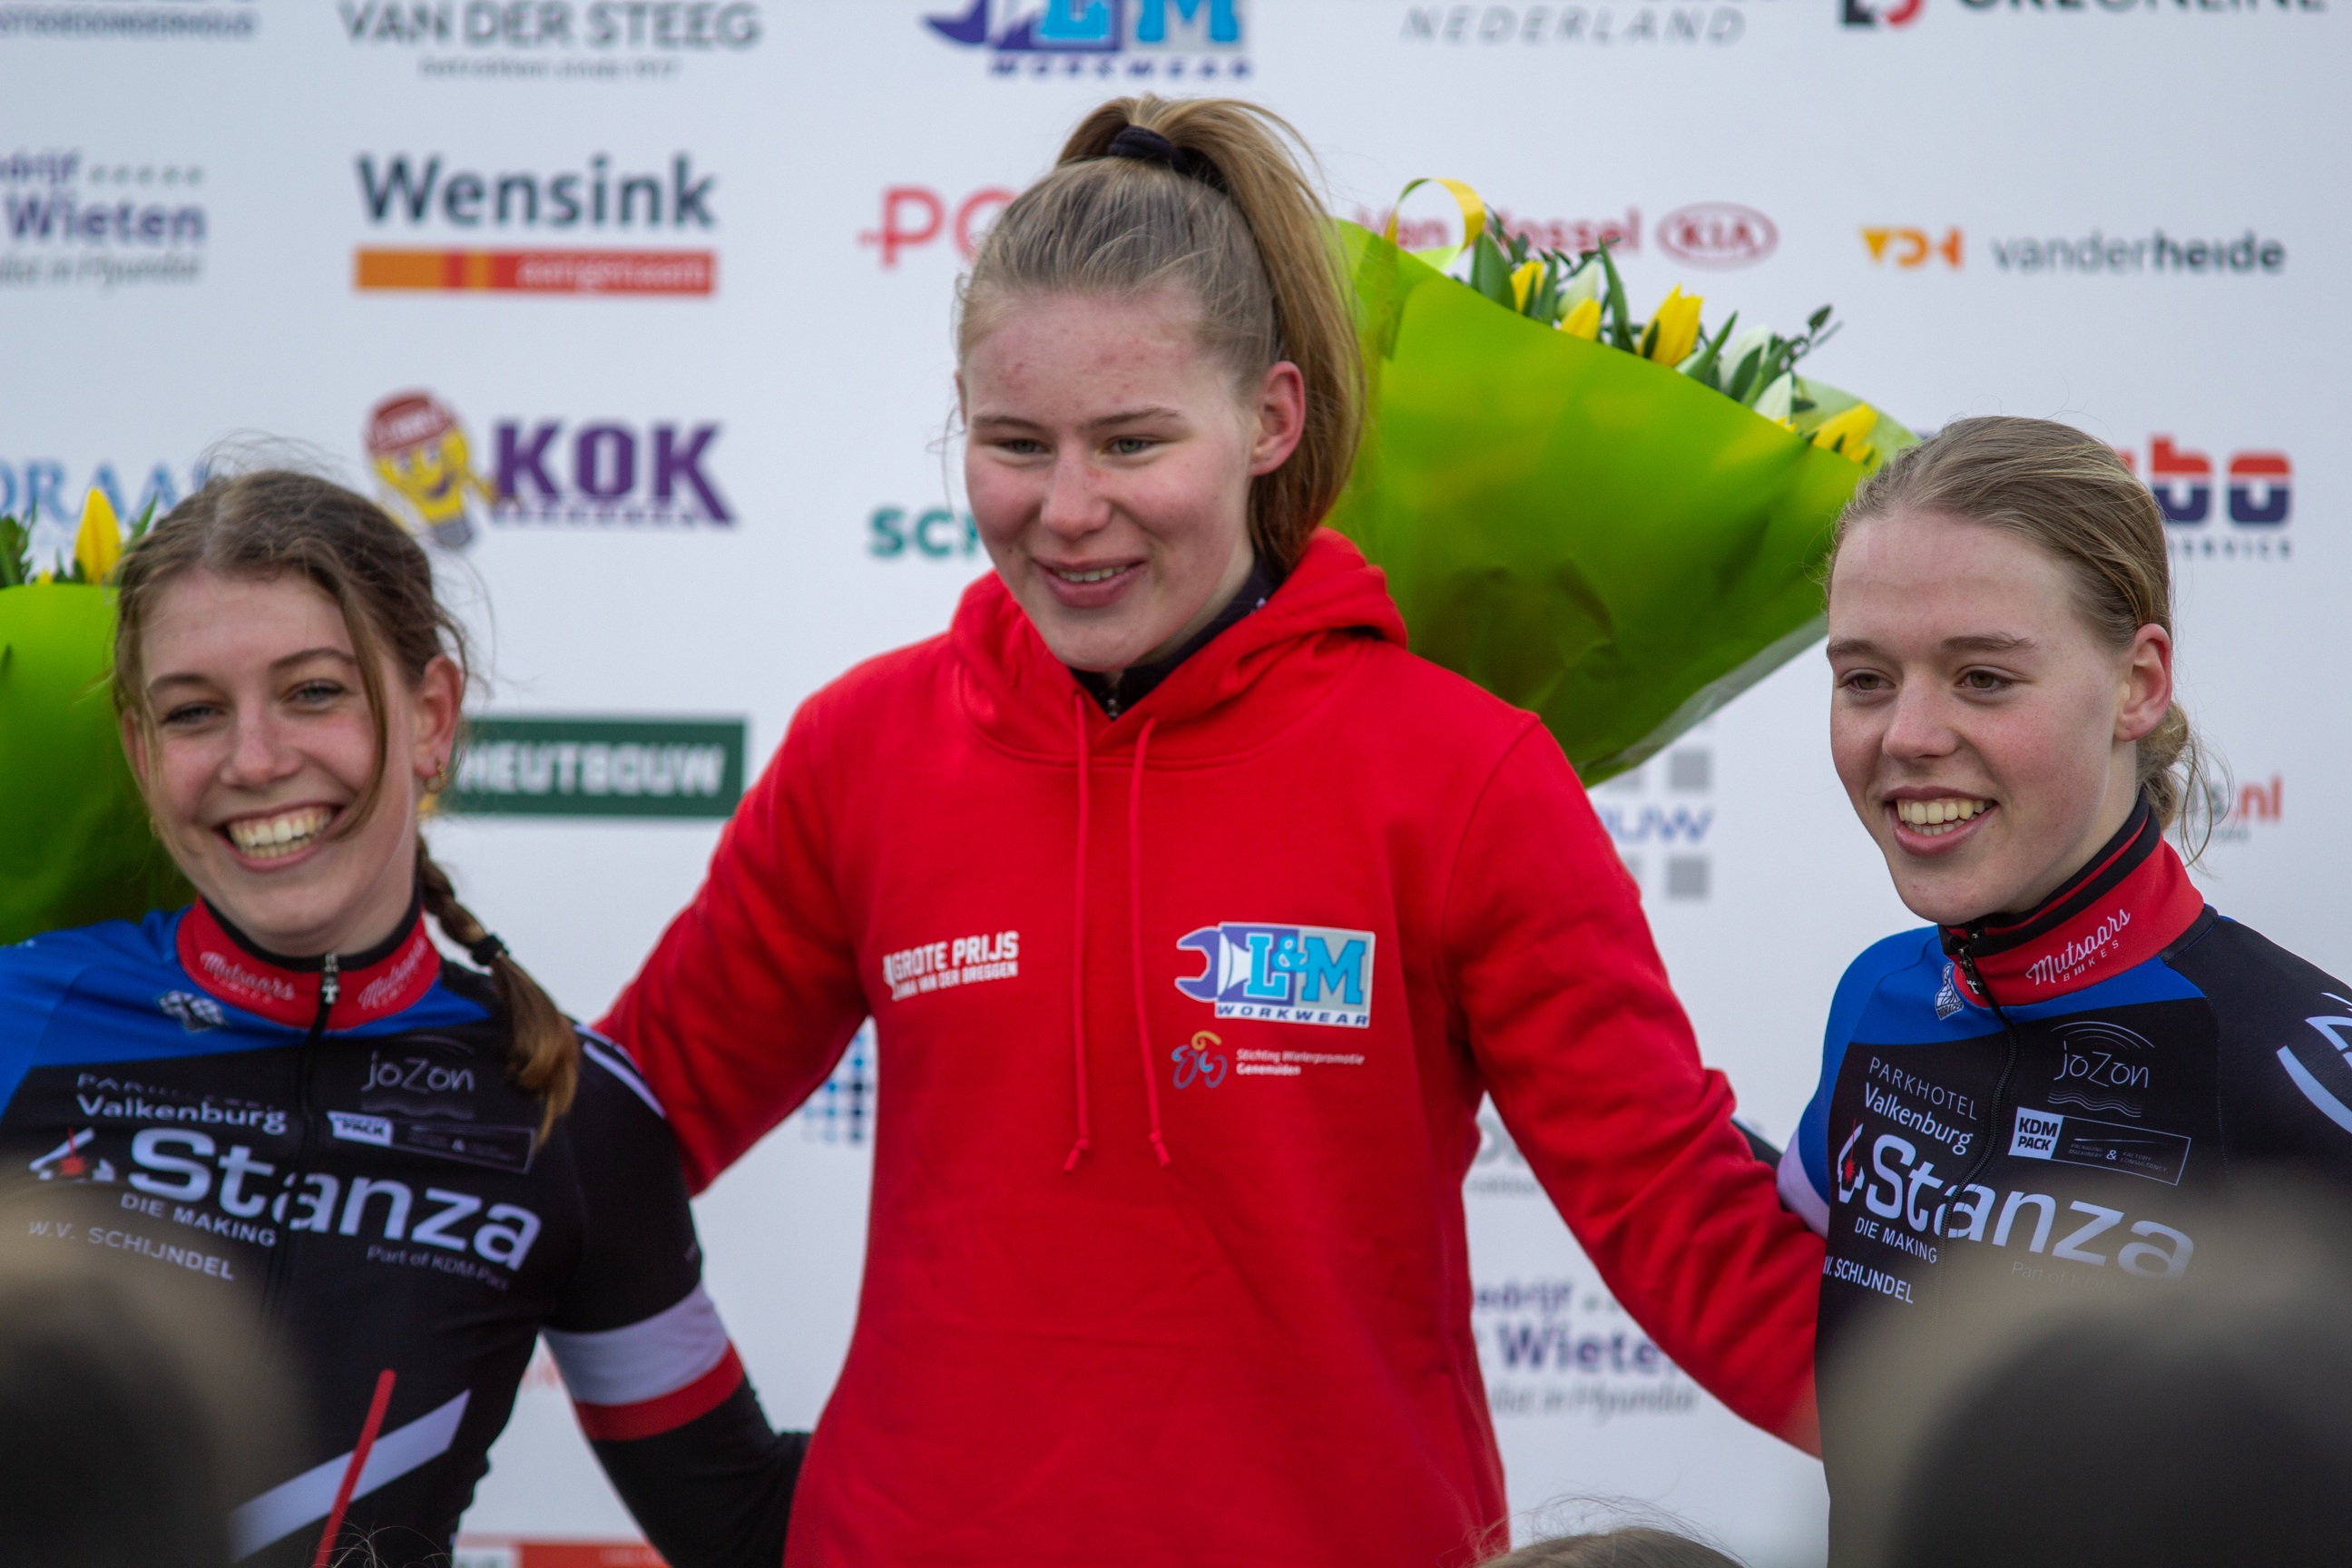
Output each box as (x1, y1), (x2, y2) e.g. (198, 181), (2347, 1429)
(949, 528), (1409, 764)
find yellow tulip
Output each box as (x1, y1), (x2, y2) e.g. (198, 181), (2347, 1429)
(74, 488), (122, 584)
(1559, 298), (1602, 340)
(1643, 286), (1704, 366)
(1810, 404), (1880, 466)
(1509, 259), (1543, 313)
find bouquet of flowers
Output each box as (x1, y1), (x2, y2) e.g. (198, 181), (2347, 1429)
(1, 493), (191, 944)
(1328, 181), (1915, 781)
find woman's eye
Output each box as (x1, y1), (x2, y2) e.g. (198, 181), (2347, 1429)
(1960, 670), (2010, 692)
(995, 438), (1046, 456)
(1841, 671), (1889, 694)
(289, 681), (346, 706)
(160, 702), (219, 728)
(1108, 436), (1154, 457)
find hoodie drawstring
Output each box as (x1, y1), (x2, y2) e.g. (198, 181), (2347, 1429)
(1127, 717), (1170, 1167)
(1064, 696), (1171, 1172)
(1065, 693), (1094, 1173)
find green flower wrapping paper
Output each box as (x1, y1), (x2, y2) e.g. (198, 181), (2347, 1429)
(1327, 218), (1916, 783)
(0, 583), (190, 945)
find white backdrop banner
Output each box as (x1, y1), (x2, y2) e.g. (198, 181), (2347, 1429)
(6, 2), (2345, 1562)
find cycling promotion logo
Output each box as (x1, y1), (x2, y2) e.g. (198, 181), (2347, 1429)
(925, 0), (1250, 78)
(1171, 1031), (1230, 1087)
(1843, 0), (1921, 26)
(1174, 922), (1374, 1028)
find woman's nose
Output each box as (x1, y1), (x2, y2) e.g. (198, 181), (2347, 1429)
(1881, 685), (1958, 761)
(1037, 451), (1110, 539)
(220, 708), (300, 789)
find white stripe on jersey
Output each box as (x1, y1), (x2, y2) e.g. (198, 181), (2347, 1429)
(543, 1282), (729, 1406)
(230, 1390), (471, 1557)
(580, 1029), (667, 1121)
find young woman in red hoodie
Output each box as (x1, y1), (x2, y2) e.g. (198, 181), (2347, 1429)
(600, 96), (1825, 1566)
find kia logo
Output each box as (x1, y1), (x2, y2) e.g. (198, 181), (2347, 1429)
(1658, 203), (1778, 269)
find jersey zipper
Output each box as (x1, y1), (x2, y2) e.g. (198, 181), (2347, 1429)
(264, 954), (338, 1332)
(1938, 933), (2023, 1250)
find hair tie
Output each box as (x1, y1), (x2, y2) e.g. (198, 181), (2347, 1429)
(1105, 125), (1226, 191)
(466, 933), (508, 967)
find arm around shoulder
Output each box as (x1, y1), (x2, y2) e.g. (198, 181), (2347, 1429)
(597, 701), (869, 1190)
(1446, 724), (1824, 1449)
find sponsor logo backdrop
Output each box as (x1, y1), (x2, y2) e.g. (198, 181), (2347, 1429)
(9, 3), (2345, 1560)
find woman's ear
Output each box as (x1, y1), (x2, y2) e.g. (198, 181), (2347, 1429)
(2116, 623), (2173, 744)
(1248, 361), (1308, 478)
(410, 655), (465, 782)
(118, 710), (149, 786)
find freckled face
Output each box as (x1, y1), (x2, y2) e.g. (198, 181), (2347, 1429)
(1826, 510), (2171, 926)
(129, 569), (461, 956)
(961, 287), (1305, 673)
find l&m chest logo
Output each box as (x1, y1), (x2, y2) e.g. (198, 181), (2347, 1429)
(925, 1), (1250, 80)
(1174, 923), (1374, 1028)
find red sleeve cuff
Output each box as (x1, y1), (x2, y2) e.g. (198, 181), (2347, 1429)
(573, 1342), (745, 1442)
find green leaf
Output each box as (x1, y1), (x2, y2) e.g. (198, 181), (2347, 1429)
(1681, 309), (1739, 393)
(1467, 230), (1518, 309)
(0, 515), (28, 589)
(1808, 305), (1833, 331)
(1725, 346), (1764, 405)
(1594, 238), (1636, 354)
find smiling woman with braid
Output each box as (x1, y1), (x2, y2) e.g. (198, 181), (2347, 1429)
(0, 470), (804, 1568)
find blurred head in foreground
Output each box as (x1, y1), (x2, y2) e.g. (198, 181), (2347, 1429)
(0, 1197), (287, 1568)
(1830, 1187), (2352, 1568)
(1482, 1525), (1743, 1568)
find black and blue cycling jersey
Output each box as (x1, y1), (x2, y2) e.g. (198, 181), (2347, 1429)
(1782, 802), (2352, 1560)
(0, 893), (802, 1568)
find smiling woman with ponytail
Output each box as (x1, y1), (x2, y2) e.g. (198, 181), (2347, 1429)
(603, 96), (1826, 1567)
(1785, 416), (2352, 1562)
(0, 468), (805, 1567)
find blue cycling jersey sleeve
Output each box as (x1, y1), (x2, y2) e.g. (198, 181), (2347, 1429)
(0, 917), (170, 1104)
(1784, 928), (1937, 1231)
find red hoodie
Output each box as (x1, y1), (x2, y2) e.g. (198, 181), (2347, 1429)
(601, 530), (1824, 1567)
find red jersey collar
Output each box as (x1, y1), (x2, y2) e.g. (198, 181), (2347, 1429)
(176, 892), (441, 1031)
(1939, 800), (2205, 1009)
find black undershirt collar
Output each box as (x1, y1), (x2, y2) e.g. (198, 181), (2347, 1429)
(1072, 555), (1283, 719)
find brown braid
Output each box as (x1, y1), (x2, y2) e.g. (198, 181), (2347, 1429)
(417, 846), (577, 1133)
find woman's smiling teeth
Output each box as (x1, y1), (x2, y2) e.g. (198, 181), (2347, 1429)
(225, 806), (335, 859)
(1896, 797), (1994, 836)
(1053, 564), (1129, 584)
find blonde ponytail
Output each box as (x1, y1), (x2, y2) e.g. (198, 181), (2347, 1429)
(958, 94), (1363, 572)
